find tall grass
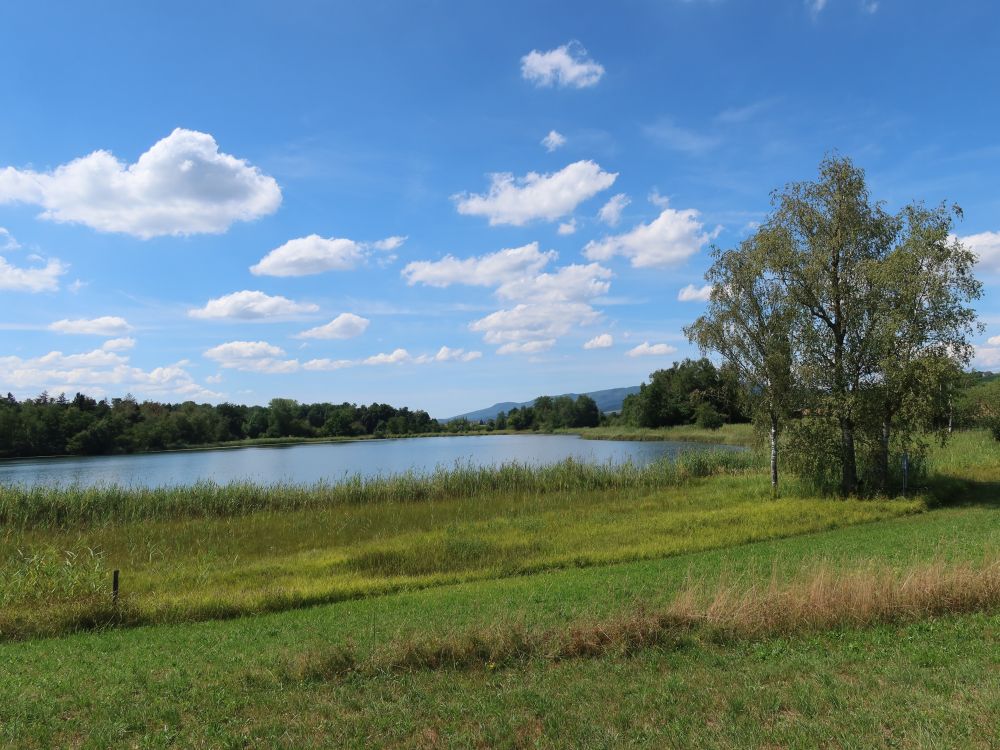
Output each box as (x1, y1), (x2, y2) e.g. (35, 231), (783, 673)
(0, 544), (131, 639)
(0, 451), (756, 530)
(290, 555), (1000, 678)
(569, 423), (757, 447)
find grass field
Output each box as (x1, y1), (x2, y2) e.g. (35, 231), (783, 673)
(0, 430), (997, 747)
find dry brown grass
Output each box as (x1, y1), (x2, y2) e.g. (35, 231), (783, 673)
(288, 556), (1000, 680)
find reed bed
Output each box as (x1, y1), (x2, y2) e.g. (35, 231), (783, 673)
(0, 451), (755, 530)
(290, 556), (1000, 678)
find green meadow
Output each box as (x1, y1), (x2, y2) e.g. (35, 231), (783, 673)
(0, 430), (997, 747)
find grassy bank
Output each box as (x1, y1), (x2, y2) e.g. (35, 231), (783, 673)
(3, 449), (930, 640)
(1, 500), (997, 748)
(0, 430), (995, 746)
(569, 422), (757, 446)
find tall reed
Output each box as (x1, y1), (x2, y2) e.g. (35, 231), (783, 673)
(0, 451), (755, 530)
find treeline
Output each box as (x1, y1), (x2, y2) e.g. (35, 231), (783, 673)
(458, 360), (751, 433)
(0, 393), (444, 458)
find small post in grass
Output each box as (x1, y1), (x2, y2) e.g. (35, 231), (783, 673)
(112, 569), (120, 606)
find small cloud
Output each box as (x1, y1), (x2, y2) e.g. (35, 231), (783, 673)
(0, 227), (20, 251)
(49, 316), (132, 336)
(987, 335), (1000, 346)
(974, 346), (1000, 369)
(294, 312), (370, 340)
(960, 231), (1000, 275)
(189, 290), (318, 321)
(362, 348), (410, 366)
(101, 337), (136, 351)
(68, 279), (87, 293)
(627, 341), (677, 357)
(678, 283), (713, 302)
(521, 41), (604, 89)
(206, 373), (224, 384)
(598, 194), (630, 227)
(0, 255), (68, 292)
(204, 340), (299, 374)
(583, 333), (613, 350)
(250, 235), (366, 277)
(557, 219), (577, 235)
(454, 160), (617, 226)
(372, 235), (407, 251)
(585, 206), (713, 268)
(542, 130), (567, 152)
(497, 339), (556, 355)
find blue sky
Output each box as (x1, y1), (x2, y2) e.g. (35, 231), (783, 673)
(1, 0), (998, 416)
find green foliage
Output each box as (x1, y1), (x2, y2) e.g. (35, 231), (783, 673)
(686, 156), (983, 495)
(0, 392), (441, 458)
(618, 359), (748, 429)
(694, 402), (724, 430)
(958, 377), (1000, 440)
(496, 393), (602, 431)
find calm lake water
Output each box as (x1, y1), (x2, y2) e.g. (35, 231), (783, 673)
(0, 434), (737, 488)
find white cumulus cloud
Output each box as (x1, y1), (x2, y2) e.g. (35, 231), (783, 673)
(454, 160), (617, 226)
(101, 337), (136, 351)
(250, 235), (366, 277)
(189, 290), (318, 321)
(542, 130), (567, 152)
(372, 235), (407, 251)
(403, 242), (556, 288)
(406, 243), (612, 355)
(0, 128), (281, 238)
(0, 346), (216, 400)
(678, 283), (713, 302)
(294, 312), (370, 340)
(49, 316), (132, 336)
(362, 348), (411, 366)
(583, 333), (613, 350)
(557, 219), (577, 235)
(584, 204), (714, 268)
(627, 341), (678, 357)
(431, 346), (482, 362)
(495, 263), (611, 304)
(987, 335), (1000, 346)
(960, 231), (1000, 275)
(974, 346), (1000, 369)
(470, 302), (600, 347)
(521, 42), (605, 88)
(203, 340), (300, 374)
(0, 255), (67, 292)
(598, 193), (630, 227)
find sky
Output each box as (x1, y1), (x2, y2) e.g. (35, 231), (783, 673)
(1, 0), (999, 417)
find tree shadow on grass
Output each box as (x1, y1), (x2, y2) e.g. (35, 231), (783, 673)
(926, 477), (1000, 509)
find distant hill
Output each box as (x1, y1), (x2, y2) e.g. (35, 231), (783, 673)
(445, 386), (641, 422)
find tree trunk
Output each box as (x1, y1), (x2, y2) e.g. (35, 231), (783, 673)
(769, 412), (779, 498)
(840, 417), (859, 496)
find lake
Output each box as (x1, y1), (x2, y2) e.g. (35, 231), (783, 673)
(0, 434), (738, 488)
